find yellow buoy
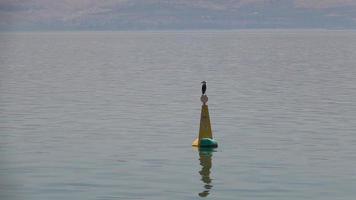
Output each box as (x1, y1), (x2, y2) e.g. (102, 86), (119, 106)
(192, 94), (217, 148)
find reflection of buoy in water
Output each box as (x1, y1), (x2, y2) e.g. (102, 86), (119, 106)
(192, 82), (218, 148)
(198, 149), (213, 197)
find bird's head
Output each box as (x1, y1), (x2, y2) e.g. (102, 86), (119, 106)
(201, 81), (206, 84)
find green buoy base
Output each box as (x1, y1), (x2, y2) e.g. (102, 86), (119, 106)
(199, 138), (218, 148)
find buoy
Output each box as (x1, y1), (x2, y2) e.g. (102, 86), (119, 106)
(192, 82), (218, 148)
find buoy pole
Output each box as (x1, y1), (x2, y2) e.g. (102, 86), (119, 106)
(192, 86), (218, 148)
(199, 95), (213, 140)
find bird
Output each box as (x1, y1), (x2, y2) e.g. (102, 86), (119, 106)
(201, 81), (207, 95)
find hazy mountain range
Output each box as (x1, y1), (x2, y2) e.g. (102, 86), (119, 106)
(1, 0), (356, 30)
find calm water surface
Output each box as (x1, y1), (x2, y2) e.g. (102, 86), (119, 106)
(1, 30), (356, 199)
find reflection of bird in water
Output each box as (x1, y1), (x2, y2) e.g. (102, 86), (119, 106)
(198, 149), (213, 197)
(201, 81), (207, 95)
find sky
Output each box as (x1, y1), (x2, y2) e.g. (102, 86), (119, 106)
(1, 0), (356, 30)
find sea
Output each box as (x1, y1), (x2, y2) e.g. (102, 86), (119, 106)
(1, 30), (356, 200)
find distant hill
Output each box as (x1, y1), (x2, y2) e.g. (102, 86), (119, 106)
(1, 0), (356, 30)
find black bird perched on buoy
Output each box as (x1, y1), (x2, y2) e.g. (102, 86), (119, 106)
(201, 81), (207, 94)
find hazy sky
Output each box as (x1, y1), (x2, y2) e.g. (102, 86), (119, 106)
(1, 0), (356, 30)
